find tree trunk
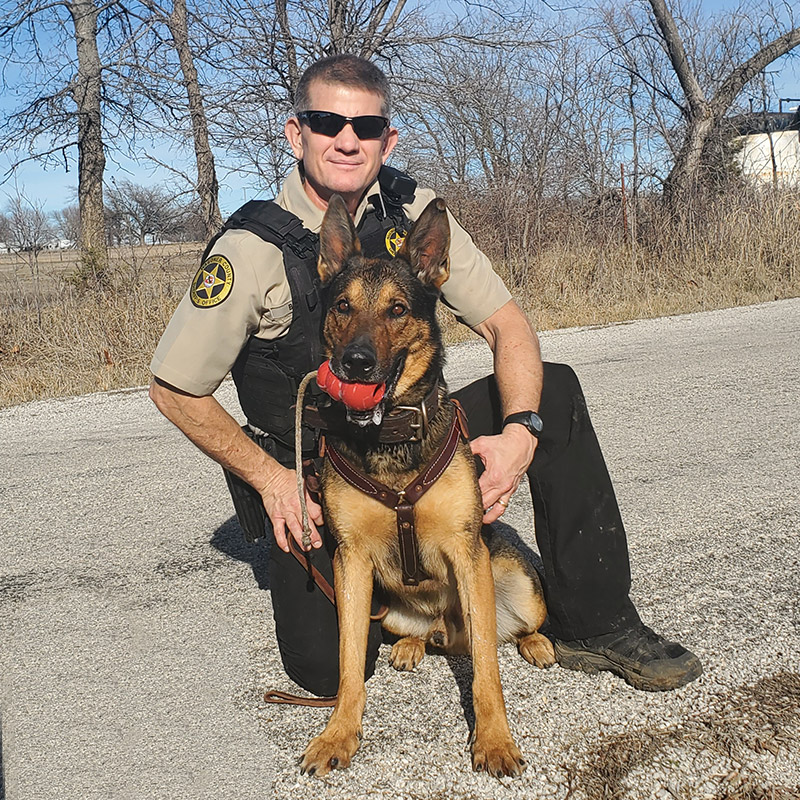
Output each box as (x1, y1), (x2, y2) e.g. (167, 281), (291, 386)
(275, 0), (299, 99)
(648, 0), (800, 206)
(168, 0), (222, 239)
(69, 0), (108, 278)
(663, 111), (714, 203)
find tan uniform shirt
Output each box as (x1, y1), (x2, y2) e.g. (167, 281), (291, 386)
(150, 166), (511, 396)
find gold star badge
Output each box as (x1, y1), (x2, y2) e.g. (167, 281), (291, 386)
(385, 227), (407, 257)
(190, 255), (234, 308)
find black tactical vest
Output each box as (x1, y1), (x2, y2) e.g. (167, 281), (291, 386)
(206, 166), (416, 452)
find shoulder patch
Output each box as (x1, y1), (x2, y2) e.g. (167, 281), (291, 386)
(190, 255), (234, 308)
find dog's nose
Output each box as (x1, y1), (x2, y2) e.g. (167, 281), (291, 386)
(341, 345), (376, 380)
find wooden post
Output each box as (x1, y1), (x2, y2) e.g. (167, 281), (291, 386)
(620, 163), (629, 243)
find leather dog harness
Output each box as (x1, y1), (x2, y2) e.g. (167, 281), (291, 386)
(263, 396), (468, 708)
(324, 400), (469, 586)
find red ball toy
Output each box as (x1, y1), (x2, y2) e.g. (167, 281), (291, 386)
(316, 359), (386, 411)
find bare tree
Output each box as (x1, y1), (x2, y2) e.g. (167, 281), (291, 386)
(0, 0), (137, 276)
(131, 0), (222, 238)
(105, 179), (185, 245)
(645, 0), (800, 204)
(1, 189), (55, 323)
(54, 204), (81, 244)
(71, 0), (108, 271)
(1, 193), (54, 253)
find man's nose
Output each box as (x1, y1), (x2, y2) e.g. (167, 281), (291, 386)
(333, 122), (360, 152)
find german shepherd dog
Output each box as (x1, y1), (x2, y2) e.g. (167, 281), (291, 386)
(300, 195), (554, 778)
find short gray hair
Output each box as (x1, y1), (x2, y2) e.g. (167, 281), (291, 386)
(294, 54), (391, 118)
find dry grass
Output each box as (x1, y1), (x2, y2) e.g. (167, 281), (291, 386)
(564, 671), (800, 800)
(1, 191), (799, 408)
(0, 243), (201, 407)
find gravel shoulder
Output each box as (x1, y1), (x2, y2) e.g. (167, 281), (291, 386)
(1, 299), (798, 799)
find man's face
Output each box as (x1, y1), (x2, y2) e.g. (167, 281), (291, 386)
(285, 81), (398, 213)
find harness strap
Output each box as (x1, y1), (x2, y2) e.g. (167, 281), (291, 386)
(286, 508), (388, 622)
(325, 402), (466, 585)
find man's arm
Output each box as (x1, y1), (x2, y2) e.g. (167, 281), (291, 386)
(470, 299), (543, 523)
(149, 377), (323, 551)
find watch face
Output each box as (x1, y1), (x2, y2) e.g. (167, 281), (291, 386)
(504, 411), (543, 436)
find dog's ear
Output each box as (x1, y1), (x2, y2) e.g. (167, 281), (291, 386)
(318, 194), (361, 284)
(400, 198), (450, 289)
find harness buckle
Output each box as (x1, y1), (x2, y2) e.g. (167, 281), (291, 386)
(392, 402), (429, 442)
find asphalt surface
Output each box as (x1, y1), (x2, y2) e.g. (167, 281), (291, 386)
(1, 299), (798, 799)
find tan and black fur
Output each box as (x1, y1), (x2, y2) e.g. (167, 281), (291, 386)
(300, 195), (554, 778)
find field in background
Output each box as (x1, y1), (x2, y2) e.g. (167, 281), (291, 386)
(1, 191), (799, 408)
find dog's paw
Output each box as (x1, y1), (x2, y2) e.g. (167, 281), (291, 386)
(388, 637), (426, 671)
(471, 735), (526, 779)
(518, 632), (556, 668)
(300, 728), (361, 777)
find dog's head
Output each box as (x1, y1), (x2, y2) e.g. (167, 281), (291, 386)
(317, 194), (450, 426)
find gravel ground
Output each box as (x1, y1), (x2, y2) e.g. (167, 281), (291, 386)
(1, 299), (798, 799)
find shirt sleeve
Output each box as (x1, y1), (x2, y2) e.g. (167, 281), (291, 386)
(150, 230), (283, 396)
(404, 188), (512, 328)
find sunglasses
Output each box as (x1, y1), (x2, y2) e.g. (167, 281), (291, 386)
(297, 110), (389, 140)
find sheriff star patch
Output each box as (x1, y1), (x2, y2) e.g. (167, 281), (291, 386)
(190, 255), (234, 308)
(385, 226), (407, 257)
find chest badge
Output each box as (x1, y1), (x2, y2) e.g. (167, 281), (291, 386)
(190, 255), (234, 308)
(384, 227), (407, 257)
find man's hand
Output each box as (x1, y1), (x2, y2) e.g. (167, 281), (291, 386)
(471, 424), (537, 524)
(149, 378), (325, 552)
(257, 464), (324, 553)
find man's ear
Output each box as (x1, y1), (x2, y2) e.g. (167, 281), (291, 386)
(399, 198), (450, 289)
(284, 116), (303, 159)
(318, 194), (361, 284)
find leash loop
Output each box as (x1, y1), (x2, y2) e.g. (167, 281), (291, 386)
(294, 370), (318, 550)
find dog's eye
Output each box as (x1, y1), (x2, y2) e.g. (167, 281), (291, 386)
(390, 303), (407, 317)
(336, 298), (350, 313)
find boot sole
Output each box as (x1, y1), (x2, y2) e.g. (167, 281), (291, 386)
(553, 641), (703, 692)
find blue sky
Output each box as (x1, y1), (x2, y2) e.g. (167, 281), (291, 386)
(1, 5), (799, 215)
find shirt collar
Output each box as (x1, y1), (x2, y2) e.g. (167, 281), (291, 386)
(276, 164), (382, 232)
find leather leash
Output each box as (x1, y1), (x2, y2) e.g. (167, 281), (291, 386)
(324, 400), (468, 586)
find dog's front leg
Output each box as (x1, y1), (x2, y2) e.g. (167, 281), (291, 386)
(455, 542), (526, 778)
(300, 545), (372, 777)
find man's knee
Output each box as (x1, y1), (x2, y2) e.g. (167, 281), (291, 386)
(542, 361), (582, 400)
(278, 622), (382, 698)
(282, 647), (340, 697)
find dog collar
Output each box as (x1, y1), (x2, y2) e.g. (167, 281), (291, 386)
(303, 381), (442, 443)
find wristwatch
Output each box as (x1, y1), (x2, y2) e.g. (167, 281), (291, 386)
(502, 410), (543, 438)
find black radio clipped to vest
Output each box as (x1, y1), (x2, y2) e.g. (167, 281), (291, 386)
(378, 164), (417, 204)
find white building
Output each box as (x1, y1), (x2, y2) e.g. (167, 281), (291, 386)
(732, 107), (800, 187)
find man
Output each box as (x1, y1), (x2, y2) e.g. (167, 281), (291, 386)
(150, 54), (701, 696)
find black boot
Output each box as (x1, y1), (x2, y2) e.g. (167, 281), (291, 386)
(554, 623), (702, 691)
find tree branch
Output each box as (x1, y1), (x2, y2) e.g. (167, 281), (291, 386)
(647, 0), (707, 114)
(713, 25), (800, 114)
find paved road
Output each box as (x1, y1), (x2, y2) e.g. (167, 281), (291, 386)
(1, 299), (798, 799)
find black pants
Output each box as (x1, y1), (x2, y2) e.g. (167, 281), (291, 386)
(268, 362), (640, 696)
